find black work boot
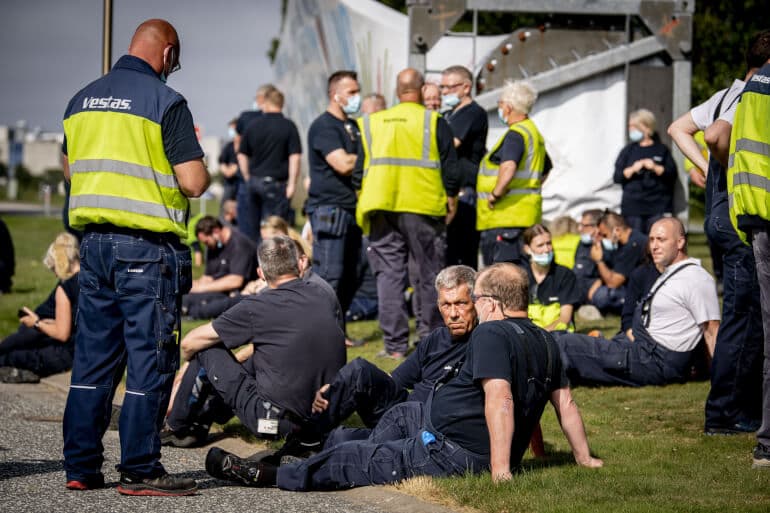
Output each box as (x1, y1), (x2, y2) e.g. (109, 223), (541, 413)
(117, 472), (197, 496)
(206, 447), (276, 487)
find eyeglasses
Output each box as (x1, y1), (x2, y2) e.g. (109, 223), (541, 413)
(439, 83), (464, 90)
(471, 293), (499, 303)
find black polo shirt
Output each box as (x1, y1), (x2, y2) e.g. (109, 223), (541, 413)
(391, 326), (470, 403)
(608, 229), (648, 279)
(307, 111), (361, 211)
(526, 263), (581, 307)
(204, 228), (258, 283)
(239, 112), (301, 181)
(444, 101), (488, 188)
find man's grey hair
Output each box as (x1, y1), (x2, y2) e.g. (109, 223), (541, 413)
(257, 235), (299, 282)
(499, 80), (538, 115)
(435, 265), (476, 295)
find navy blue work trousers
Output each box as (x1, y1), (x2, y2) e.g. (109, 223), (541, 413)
(238, 176), (290, 244)
(276, 398), (488, 491)
(479, 227), (522, 266)
(555, 314), (693, 387)
(367, 212), (445, 353)
(63, 229), (191, 481)
(0, 325), (73, 376)
(312, 357), (408, 436)
(704, 209), (763, 428)
(310, 206), (362, 315)
(446, 188), (479, 269)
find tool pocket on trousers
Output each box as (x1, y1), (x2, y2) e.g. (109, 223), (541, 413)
(313, 206), (350, 237)
(115, 243), (161, 298)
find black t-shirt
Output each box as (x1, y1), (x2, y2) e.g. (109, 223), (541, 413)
(391, 327), (470, 403)
(218, 141), (240, 186)
(445, 101), (488, 188)
(621, 263), (661, 331)
(436, 117), (462, 197)
(431, 318), (567, 462)
(236, 110), (262, 135)
(212, 278), (346, 418)
(239, 112), (302, 181)
(35, 273), (80, 328)
(489, 130), (525, 167)
(608, 229), (647, 279)
(613, 141), (678, 216)
(307, 111), (361, 211)
(526, 263), (581, 307)
(62, 100), (203, 166)
(573, 241), (600, 300)
(204, 228), (258, 284)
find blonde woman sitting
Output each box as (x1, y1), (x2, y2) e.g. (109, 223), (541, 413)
(0, 233), (80, 383)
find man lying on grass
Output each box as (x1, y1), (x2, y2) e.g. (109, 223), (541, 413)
(205, 262), (603, 489)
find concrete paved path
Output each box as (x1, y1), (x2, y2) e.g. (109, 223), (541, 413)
(0, 378), (458, 513)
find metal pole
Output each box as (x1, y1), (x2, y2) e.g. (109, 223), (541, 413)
(472, 8), (478, 95)
(102, 0), (113, 75)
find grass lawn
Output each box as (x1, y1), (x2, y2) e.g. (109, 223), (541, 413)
(1, 214), (768, 512)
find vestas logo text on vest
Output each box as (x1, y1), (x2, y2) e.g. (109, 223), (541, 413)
(82, 97), (132, 110)
(750, 73), (770, 84)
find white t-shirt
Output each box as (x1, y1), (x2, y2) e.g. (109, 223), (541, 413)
(690, 79), (745, 130)
(646, 257), (721, 352)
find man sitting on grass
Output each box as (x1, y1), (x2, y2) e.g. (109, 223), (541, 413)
(172, 236), (345, 444)
(204, 262), (603, 490)
(554, 217), (720, 387)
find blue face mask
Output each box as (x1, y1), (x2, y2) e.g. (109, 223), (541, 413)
(252, 101), (260, 111)
(441, 93), (460, 110)
(227, 127), (236, 139)
(601, 238), (618, 252)
(159, 72), (167, 83)
(629, 129), (644, 142)
(498, 108), (508, 125)
(342, 94), (361, 115)
(580, 233), (593, 245)
(531, 251), (554, 266)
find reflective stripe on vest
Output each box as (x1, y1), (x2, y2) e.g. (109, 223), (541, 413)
(355, 103), (446, 233)
(476, 118), (545, 231)
(727, 72), (770, 244)
(71, 159), (180, 190)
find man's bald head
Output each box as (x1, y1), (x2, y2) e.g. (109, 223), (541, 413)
(128, 19), (180, 77)
(396, 68), (424, 103)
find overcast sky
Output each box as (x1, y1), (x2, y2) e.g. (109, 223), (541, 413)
(0, 0), (280, 139)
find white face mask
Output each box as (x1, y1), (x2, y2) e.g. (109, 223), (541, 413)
(629, 129), (644, 142)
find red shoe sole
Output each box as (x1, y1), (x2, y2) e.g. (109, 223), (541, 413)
(66, 480), (89, 490)
(117, 485), (197, 496)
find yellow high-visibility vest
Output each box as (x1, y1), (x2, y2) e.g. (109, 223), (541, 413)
(476, 118), (545, 230)
(728, 66), (770, 244)
(356, 102), (446, 233)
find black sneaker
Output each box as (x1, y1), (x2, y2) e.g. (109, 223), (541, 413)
(0, 367), (40, 384)
(753, 443), (770, 469)
(160, 424), (209, 448)
(704, 420), (760, 436)
(117, 472), (197, 496)
(206, 447), (276, 487)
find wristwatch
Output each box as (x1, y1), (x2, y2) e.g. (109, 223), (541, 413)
(34, 319), (41, 330)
